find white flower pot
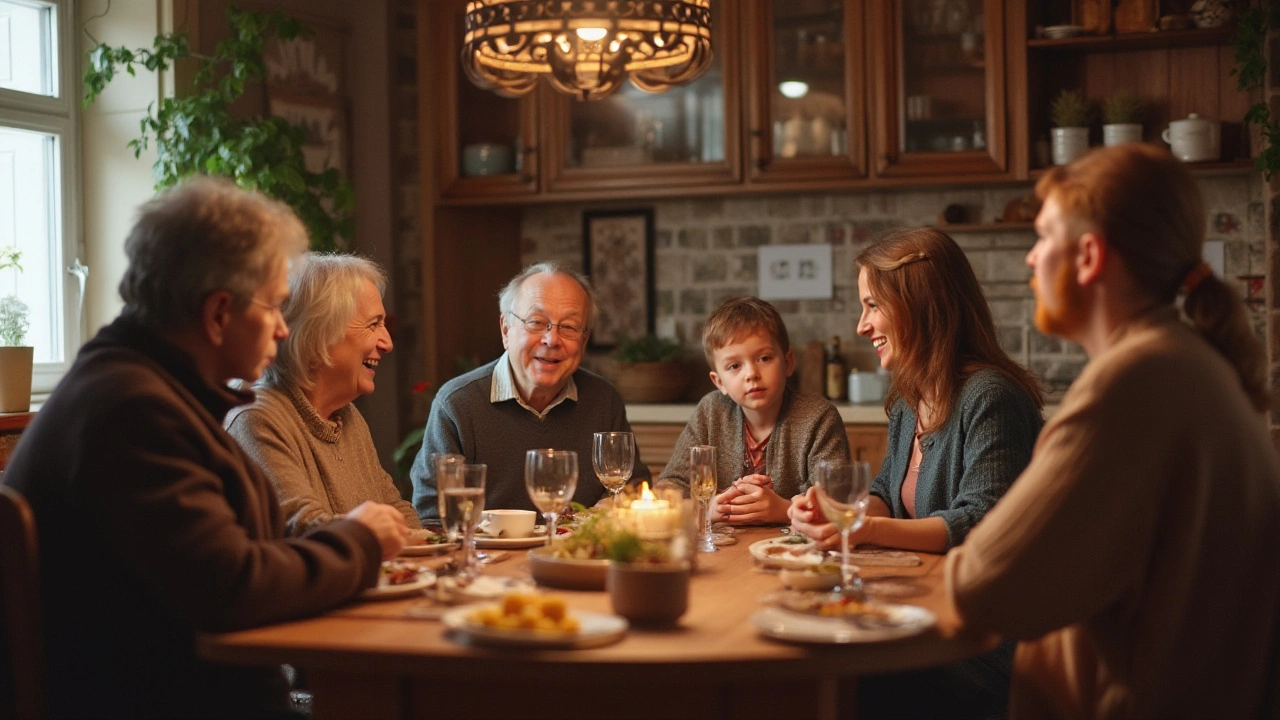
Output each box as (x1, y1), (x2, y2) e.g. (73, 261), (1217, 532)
(1051, 127), (1089, 165)
(1102, 123), (1143, 146)
(0, 346), (33, 413)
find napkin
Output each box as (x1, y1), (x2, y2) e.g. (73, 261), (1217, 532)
(846, 549), (922, 567)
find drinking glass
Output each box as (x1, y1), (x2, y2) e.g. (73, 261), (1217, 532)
(689, 444), (719, 553)
(525, 449), (578, 544)
(432, 453), (465, 542)
(814, 460), (872, 596)
(439, 462), (486, 578)
(593, 432), (634, 507)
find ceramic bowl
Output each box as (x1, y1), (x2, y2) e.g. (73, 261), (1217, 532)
(528, 546), (609, 590)
(607, 561), (690, 626)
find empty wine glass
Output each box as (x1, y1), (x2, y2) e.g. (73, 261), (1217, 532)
(593, 432), (634, 507)
(689, 445), (719, 553)
(814, 460), (872, 596)
(525, 449), (578, 544)
(439, 462), (486, 578)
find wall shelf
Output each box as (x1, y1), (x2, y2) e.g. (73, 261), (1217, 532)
(1027, 26), (1233, 53)
(935, 222), (1034, 233)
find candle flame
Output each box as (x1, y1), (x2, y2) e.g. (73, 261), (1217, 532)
(639, 481), (655, 501)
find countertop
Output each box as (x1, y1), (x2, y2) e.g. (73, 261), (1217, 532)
(626, 403), (890, 425)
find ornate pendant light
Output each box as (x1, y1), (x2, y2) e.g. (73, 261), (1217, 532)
(463, 0), (714, 101)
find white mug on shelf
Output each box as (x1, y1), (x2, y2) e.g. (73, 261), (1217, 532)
(1162, 114), (1220, 163)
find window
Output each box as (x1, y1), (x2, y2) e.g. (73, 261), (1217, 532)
(0, 0), (81, 393)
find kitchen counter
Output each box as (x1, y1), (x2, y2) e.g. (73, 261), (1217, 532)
(626, 403), (890, 425)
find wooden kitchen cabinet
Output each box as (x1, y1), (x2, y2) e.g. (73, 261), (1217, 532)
(741, 0), (869, 184)
(867, 0), (1010, 178)
(630, 422), (888, 482)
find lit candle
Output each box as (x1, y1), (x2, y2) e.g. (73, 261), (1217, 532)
(628, 482), (676, 539)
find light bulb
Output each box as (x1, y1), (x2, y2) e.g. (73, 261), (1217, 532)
(576, 27), (608, 42)
(779, 80), (809, 99)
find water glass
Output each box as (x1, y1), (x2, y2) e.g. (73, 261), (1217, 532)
(432, 453), (465, 540)
(689, 445), (718, 553)
(814, 460), (871, 596)
(592, 432), (634, 507)
(439, 462), (486, 578)
(525, 449), (578, 543)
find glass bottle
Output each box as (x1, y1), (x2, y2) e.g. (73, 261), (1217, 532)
(825, 336), (847, 402)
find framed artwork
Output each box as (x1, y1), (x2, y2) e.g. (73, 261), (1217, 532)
(263, 21), (348, 177)
(583, 208), (655, 349)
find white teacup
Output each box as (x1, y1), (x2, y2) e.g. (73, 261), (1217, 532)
(479, 509), (537, 538)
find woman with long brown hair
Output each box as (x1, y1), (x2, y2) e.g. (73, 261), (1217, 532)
(791, 226), (1043, 554)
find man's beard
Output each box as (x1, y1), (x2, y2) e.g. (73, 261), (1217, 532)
(1032, 257), (1088, 337)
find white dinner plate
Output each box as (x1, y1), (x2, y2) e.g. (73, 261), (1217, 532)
(399, 542), (458, 557)
(359, 572), (436, 601)
(748, 536), (826, 569)
(475, 525), (564, 549)
(751, 604), (936, 644)
(442, 606), (628, 649)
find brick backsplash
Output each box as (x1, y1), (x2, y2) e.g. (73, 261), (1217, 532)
(522, 177), (1265, 397)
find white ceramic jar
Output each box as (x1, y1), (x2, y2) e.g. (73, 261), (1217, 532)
(1162, 114), (1220, 162)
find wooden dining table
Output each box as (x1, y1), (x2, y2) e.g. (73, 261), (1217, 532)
(199, 527), (997, 720)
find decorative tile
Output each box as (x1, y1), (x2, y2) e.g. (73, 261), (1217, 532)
(677, 227), (708, 250)
(739, 226), (772, 247)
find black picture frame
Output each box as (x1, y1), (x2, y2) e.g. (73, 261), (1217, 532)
(582, 208), (655, 349)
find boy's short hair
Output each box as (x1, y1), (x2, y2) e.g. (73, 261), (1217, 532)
(702, 296), (791, 368)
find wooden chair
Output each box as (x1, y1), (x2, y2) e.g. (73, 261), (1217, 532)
(0, 484), (44, 720)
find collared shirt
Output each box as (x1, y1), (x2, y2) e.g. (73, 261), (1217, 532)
(490, 350), (578, 420)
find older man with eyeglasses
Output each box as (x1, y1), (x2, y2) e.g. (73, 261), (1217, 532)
(411, 261), (651, 519)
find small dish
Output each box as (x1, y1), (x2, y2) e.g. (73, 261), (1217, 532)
(528, 546), (610, 590)
(475, 525), (555, 549)
(359, 571), (435, 601)
(1042, 24), (1086, 39)
(442, 606), (628, 649)
(399, 542), (458, 557)
(748, 536), (825, 570)
(752, 603), (936, 644)
(780, 566), (842, 591)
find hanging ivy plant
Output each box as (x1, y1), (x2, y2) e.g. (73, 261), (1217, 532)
(1231, 3), (1280, 180)
(82, 6), (354, 251)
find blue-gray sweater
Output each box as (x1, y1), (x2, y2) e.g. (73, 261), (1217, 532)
(410, 360), (650, 520)
(871, 368), (1043, 549)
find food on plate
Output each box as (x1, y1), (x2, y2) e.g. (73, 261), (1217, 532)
(467, 592), (581, 633)
(780, 565), (842, 591)
(378, 561), (425, 586)
(781, 591), (895, 621)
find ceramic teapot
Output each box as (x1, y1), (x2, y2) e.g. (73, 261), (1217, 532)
(1161, 114), (1220, 163)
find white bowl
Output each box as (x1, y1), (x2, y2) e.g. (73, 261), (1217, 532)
(780, 566), (842, 591)
(1042, 24), (1086, 40)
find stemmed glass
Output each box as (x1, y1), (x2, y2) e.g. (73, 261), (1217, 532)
(525, 449), (578, 544)
(439, 462), (487, 578)
(813, 460), (872, 596)
(592, 432), (634, 507)
(689, 445), (719, 553)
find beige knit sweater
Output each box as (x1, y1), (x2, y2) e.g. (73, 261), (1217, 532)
(225, 385), (421, 535)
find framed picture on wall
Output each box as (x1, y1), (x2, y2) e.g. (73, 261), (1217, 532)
(583, 208), (655, 349)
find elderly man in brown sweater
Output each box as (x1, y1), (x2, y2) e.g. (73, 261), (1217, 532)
(945, 144), (1280, 718)
(2, 178), (410, 719)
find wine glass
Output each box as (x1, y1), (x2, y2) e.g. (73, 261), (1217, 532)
(813, 460), (872, 596)
(689, 445), (719, 553)
(439, 463), (486, 578)
(525, 449), (578, 544)
(592, 432), (634, 507)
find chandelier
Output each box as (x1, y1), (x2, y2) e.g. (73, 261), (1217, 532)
(462, 1), (714, 101)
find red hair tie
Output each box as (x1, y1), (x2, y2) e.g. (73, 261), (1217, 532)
(1181, 262), (1213, 295)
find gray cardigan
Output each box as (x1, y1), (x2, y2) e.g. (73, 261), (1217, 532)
(872, 368), (1043, 549)
(659, 387), (851, 501)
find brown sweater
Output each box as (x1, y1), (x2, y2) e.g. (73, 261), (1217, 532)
(946, 307), (1280, 719)
(2, 317), (382, 719)
(225, 384), (421, 535)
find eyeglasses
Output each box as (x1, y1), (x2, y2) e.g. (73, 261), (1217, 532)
(250, 298), (286, 319)
(506, 311), (585, 341)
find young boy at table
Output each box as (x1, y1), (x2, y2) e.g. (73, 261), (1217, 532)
(658, 297), (850, 524)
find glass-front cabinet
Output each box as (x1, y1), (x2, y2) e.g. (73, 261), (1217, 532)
(541, 2), (741, 193)
(868, 0), (1008, 177)
(430, 0), (540, 200)
(744, 0), (866, 183)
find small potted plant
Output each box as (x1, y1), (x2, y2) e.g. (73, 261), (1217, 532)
(611, 335), (690, 404)
(1102, 90), (1145, 146)
(0, 245), (33, 413)
(1050, 88), (1091, 165)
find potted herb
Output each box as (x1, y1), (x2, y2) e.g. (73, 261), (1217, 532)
(1050, 88), (1091, 165)
(1102, 90), (1145, 146)
(611, 335), (690, 404)
(0, 246), (33, 413)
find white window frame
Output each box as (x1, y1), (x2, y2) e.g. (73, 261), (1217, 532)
(0, 0), (83, 395)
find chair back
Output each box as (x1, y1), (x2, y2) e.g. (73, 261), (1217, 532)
(0, 484), (43, 720)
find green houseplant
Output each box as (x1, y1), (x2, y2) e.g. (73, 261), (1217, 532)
(1102, 90), (1144, 146)
(82, 7), (353, 250)
(1050, 88), (1091, 165)
(1231, 3), (1280, 179)
(611, 335), (690, 404)
(0, 246), (33, 412)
